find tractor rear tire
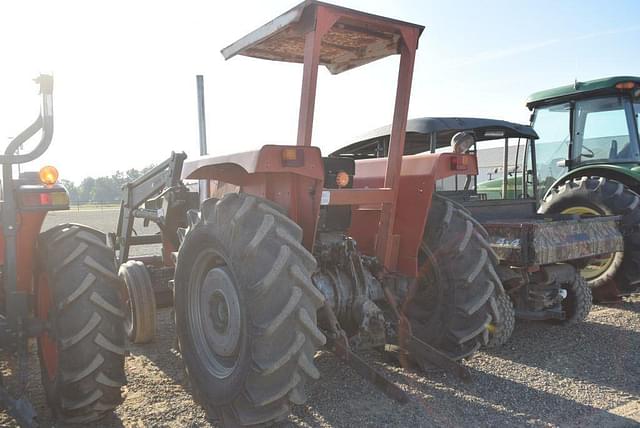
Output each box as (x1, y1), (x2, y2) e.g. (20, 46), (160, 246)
(558, 274), (592, 325)
(174, 193), (326, 427)
(37, 224), (126, 423)
(405, 194), (503, 360)
(119, 260), (157, 344)
(539, 176), (640, 296)
(485, 292), (515, 348)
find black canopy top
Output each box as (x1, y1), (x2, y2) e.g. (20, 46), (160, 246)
(331, 117), (538, 159)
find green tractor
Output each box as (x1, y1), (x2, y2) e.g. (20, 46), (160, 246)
(527, 76), (640, 300)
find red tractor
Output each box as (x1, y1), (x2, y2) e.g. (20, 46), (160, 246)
(115, 2), (501, 425)
(0, 76), (125, 426)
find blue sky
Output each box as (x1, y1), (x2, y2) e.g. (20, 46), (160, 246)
(0, 0), (638, 182)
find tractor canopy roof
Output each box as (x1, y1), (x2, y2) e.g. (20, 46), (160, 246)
(331, 117), (538, 159)
(526, 76), (640, 109)
(221, 0), (424, 74)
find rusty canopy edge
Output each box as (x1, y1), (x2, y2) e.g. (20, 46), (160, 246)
(220, 4), (305, 60)
(220, 0), (424, 75)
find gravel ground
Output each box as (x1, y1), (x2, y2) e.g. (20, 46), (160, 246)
(1, 296), (638, 427)
(0, 210), (638, 427)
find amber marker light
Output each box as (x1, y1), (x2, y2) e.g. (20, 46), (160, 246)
(282, 148), (298, 161)
(281, 148), (304, 167)
(336, 171), (350, 188)
(39, 165), (59, 186)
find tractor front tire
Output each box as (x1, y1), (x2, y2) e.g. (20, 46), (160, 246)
(37, 224), (126, 423)
(404, 194), (503, 360)
(558, 274), (592, 325)
(485, 292), (515, 348)
(539, 176), (640, 296)
(174, 193), (326, 427)
(120, 260), (157, 344)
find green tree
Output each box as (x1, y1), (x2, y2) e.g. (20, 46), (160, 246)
(78, 176), (96, 202)
(60, 179), (79, 202)
(64, 163), (157, 203)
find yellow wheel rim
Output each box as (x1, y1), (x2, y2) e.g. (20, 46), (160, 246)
(561, 205), (616, 280)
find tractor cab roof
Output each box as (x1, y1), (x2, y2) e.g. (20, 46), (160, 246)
(331, 117), (538, 159)
(526, 76), (640, 109)
(221, 0), (424, 74)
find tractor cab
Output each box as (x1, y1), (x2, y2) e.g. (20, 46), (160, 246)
(526, 76), (640, 197)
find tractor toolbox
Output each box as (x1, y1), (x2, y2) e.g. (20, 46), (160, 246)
(481, 215), (623, 266)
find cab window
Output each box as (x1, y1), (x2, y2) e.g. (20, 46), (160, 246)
(572, 97), (639, 164)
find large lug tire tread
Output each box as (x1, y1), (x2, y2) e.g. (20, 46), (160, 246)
(120, 260), (157, 344)
(409, 194), (503, 360)
(559, 275), (593, 325)
(174, 193), (325, 427)
(539, 176), (640, 293)
(485, 292), (515, 348)
(38, 225), (126, 423)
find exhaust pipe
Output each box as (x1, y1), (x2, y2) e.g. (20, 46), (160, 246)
(196, 75), (209, 201)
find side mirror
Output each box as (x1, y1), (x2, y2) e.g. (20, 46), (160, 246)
(526, 169), (534, 185)
(556, 159), (569, 168)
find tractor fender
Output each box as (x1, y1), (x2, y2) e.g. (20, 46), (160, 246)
(181, 145), (325, 184)
(544, 165), (640, 199)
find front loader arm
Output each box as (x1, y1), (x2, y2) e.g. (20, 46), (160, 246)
(110, 151), (197, 265)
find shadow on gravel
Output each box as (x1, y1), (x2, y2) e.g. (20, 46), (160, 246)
(125, 309), (187, 389)
(609, 296), (640, 314)
(123, 309), (220, 426)
(486, 310), (640, 398)
(405, 366), (638, 427)
(291, 349), (640, 428)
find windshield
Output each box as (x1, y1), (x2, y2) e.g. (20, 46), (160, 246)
(530, 103), (570, 191)
(572, 96), (639, 165)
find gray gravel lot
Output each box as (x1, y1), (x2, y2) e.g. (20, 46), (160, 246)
(2, 297), (638, 427)
(0, 210), (638, 427)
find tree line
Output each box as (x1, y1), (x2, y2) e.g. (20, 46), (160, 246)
(61, 165), (154, 204)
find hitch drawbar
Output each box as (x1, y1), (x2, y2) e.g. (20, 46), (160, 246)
(332, 333), (410, 404)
